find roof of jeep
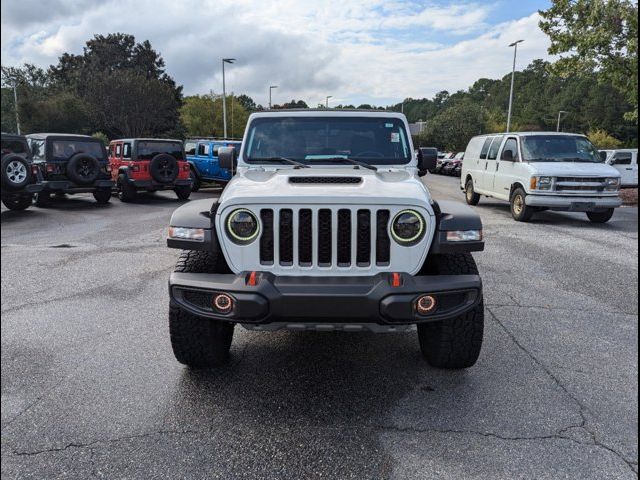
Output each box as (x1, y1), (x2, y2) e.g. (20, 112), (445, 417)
(249, 109), (406, 117)
(26, 133), (98, 140)
(474, 131), (588, 138)
(1, 132), (27, 141)
(111, 138), (183, 143)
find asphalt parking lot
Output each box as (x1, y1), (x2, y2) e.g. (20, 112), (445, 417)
(1, 176), (638, 479)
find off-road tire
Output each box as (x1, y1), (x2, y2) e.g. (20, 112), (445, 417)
(34, 192), (52, 207)
(1, 155), (31, 190)
(92, 189), (112, 204)
(117, 174), (137, 202)
(510, 187), (534, 222)
(149, 154), (179, 183)
(66, 154), (100, 185)
(175, 185), (191, 200)
(465, 178), (480, 206)
(417, 253), (484, 369)
(169, 250), (233, 367)
(2, 194), (33, 210)
(190, 169), (201, 192)
(587, 209), (615, 224)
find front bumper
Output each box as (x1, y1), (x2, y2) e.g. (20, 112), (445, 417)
(169, 272), (482, 325)
(41, 179), (114, 193)
(525, 194), (622, 211)
(127, 178), (192, 190)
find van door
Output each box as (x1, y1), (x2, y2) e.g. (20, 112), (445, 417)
(479, 136), (503, 193)
(493, 137), (520, 200)
(610, 151), (638, 187)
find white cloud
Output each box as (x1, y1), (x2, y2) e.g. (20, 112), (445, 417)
(1, 0), (552, 106)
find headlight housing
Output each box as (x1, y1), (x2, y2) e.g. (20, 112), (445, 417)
(391, 210), (425, 245)
(531, 176), (553, 191)
(226, 209), (260, 244)
(168, 226), (205, 242)
(605, 177), (621, 191)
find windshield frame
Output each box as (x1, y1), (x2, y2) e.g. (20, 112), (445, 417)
(521, 134), (602, 163)
(242, 115), (413, 167)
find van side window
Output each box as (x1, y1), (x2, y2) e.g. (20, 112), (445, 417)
(123, 143), (132, 159)
(613, 152), (633, 165)
(197, 144), (210, 156)
(480, 137), (493, 160)
(487, 136), (503, 160)
(502, 138), (519, 160)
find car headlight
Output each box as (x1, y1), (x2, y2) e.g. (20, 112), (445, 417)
(605, 177), (621, 191)
(531, 176), (553, 191)
(168, 226), (205, 242)
(391, 210), (425, 245)
(226, 209), (260, 244)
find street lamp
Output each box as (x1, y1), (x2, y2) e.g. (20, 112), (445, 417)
(506, 40), (524, 133)
(325, 95), (333, 108)
(222, 58), (235, 138)
(557, 110), (568, 132)
(269, 85), (278, 109)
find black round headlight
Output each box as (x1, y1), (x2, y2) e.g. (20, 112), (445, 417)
(226, 209), (259, 244)
(391, 210), (425, 245)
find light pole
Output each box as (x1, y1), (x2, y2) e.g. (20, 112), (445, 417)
(325, 95), (333, 108)
(557, 110), (568, 132)
(269, 85), (278, 109)
(12, 82), (21, 135)
(222, 58), (235, 138)
(506, 40), (524, 133)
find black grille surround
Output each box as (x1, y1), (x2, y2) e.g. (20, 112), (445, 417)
(289, 176), (362, 184)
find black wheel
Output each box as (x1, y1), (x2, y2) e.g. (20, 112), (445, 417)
(587, 209), (615, 223)
(170, 250), (233, 368)
(34, 191), (52, 207)
(117, 174), (137, 202)
(2, 195), (33, 210)
(149, 154), (179, 183)
(92, 189), (112, 204)
(66, 154), (100, 185)
(175, 186), (191, 200)
(1, 155), (31, 190)
(417, 253), (484, 369)
(510, 187), (534, 222)
(190, 169), (201, 192)
(465, 178), (480, 206)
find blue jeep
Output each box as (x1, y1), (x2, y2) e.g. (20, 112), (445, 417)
(185, 139), (242, 191)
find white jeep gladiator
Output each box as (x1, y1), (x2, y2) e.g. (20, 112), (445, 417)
(166, 110), (485, 369)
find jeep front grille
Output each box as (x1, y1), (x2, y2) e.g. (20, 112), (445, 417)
(258, 207), (391, 268)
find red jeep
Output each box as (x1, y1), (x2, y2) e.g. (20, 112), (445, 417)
(109, 138), (192, 202)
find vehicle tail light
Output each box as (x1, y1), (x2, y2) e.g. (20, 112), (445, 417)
(183, 164), (190, 172)
(31, 165), (40, 175)
(46, 163), (57, 173)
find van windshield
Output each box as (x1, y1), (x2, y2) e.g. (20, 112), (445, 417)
(245, 117), (411, 165)
(521, 135), (601, 163)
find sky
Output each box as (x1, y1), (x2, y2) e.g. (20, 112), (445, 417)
(1, 0), (553, 107)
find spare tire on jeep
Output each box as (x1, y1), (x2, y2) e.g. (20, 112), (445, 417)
(1, 154), (31, 190)
(149, 154), (179, 183)
(66, 153), (100, 185)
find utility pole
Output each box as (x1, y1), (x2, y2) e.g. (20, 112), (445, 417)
(557, 110), (568, 132)
(222, 58), (235, 138)
(506, 40), (524, 133)
(13, 83), (21, 135)
(269, 85), (278, 109)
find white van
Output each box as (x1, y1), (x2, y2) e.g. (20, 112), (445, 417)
(599, 149), (638, 188)
(460, 132), (622, 223)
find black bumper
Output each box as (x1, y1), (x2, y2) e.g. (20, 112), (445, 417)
(169, 272), (482, 325)
(41, 179), (114, 193)
(128, 178), (192, 190)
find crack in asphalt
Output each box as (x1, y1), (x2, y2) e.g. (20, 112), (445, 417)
(487, 307), (638, 474)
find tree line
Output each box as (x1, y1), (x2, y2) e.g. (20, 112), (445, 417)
(1, 1), (637, 150)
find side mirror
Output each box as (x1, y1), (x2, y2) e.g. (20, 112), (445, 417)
(501, 150), (515, 161)
(599, 151), (608, 163)
(218, 147), (237, 172)
(417, 148), (438, 176)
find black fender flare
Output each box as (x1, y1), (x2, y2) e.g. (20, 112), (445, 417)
(167, 198), (220, 251)
(429, 200), (484, 254)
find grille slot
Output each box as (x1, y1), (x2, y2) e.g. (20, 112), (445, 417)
(279, 209), (293, 265)
(376, 210), (390, 265)
(289, 177), (362, 184)
(298, 209), (312, 266)
(317, 209), (332, 266)
(356, 210), (371, 266)
(260, 209), (274, 265)
(337, 210), (352, 267)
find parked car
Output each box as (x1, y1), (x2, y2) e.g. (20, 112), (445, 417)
(443, 152), (465, 176)
(461, 132), (622, 223)
(185, 139), (241, 191)
(599, 149), (638, 188)
(435, 152), (455, 174)
(26, 134), (113, 206)
(109, 138), (192, 202)
(166, 110), (485, 370)
(1, 132), (42, 210)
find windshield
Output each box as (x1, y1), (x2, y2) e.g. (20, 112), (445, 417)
(137, 141), (183, 160)
(52, 140), (105, 160)
(521, 135), (601, 163)
(245, 116), (411, 165)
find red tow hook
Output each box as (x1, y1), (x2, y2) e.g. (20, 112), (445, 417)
(391, 272), (402, 287)
(247, 271), (258, 286)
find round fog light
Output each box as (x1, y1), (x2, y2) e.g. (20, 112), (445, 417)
(416, 295), (437, 315)
(213, 293), (233, 313)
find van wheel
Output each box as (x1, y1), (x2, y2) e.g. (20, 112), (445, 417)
(587, 209), (615, 223)
(465, 179), (480, 205)
(510, 187), (534, 222)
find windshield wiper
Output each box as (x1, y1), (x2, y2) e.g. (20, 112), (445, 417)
(318, 157), (378, 171)
(249, 156), (310, 168)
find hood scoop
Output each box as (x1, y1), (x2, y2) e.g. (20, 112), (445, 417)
(289, 176), (362, 185)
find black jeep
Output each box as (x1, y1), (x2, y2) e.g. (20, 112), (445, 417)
(1, 132), (43, 211)
(26, 133), (114, 206)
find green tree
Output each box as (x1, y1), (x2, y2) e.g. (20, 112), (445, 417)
(588, 129), (623, 148)
(417, 99), (484, 151)
(539, 0), (638, 122)
(180, 93), (249, 138)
